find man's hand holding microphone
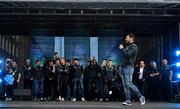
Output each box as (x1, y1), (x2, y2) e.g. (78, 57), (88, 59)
(119, 44), (124, 49)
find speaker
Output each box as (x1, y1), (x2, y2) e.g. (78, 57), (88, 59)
(13, 89), (31, 100)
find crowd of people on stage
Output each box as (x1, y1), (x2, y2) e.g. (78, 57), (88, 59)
(0, 53), (173, 102)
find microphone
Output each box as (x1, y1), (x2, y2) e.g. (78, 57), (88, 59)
(119, 40), (127, 49)
(119, 43), (124, 49)
(121, 39), (126, 46)
(121, 43), (125, 47)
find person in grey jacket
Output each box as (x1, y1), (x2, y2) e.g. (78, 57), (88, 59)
(119, 34), (145, 106)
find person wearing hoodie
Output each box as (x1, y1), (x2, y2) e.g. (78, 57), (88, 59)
(88, 58), (102, 101)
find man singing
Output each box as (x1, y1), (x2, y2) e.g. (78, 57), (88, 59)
(119, 34), (145, 106)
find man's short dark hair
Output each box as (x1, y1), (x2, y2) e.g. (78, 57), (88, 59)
(128, 34), (135, 41)
(49, 60), (54, 63)
(73, 58), (79, 61)
(66, 59), (71, 63)
(36, 59), (41, 63)
(108, 59), (113, 62)
(88, 60), (92, 63)
(102, 58), (106, 61)
(54, 52), (58, 55)
(12, 59), (17, 63)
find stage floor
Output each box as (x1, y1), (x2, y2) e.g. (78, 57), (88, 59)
(0, 101), (179, 109)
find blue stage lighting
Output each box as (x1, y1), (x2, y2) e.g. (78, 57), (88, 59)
(0, 69), (1, 73)
(177, 73), (180, 79)
(0, 79), (2, 83)
(176, 62), (180, 67)
(0, 60), (2, 64)
(176, 50), (180, 57)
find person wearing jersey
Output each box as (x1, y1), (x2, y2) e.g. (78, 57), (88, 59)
(4, 67), (14, 101)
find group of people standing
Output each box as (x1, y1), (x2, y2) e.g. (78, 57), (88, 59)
(133, 59), (173, 102)
(23, 58), (86, 101)
(3, 57), (121, 102)
(1, 34), (174, 106)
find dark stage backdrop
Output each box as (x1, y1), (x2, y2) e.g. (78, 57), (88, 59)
(64, 37), (90, 65)
(98, 37), (122, 65)
(29, 36), (55, 66)
(28, 36), (163, 66)
(28, 36), (123, 65)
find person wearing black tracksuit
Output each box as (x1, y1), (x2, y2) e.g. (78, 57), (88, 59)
(101, 59), (116, 101)
(147, 61), (160, 101)
(55, 59), (61, 100)
(84, 60), (92, 100)
(160, 59), (173, 101)
(65, 59), (73, 100)
(44, 60), (56, 100)
(88, 59), (102, 101)
(58, 58), (69, 101)
(23, 59), (33, 89)
(71, 58), (85, 101)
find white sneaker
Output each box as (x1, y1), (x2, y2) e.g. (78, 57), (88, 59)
(105, 98), (109, 101)
(61, 98), (65, 101)
(109, 91), (112, 95)
(122, 101), (132, 106)
(5, 97), (9, 101)
(57, 96), (62, 101)
(40, 98), (43, 101)
(9, 97), (12, 101)
(72, 98), (76, 102)
(99, 98), (103, 102)
(33, 97), (37, 101)
(81, 97), (85, 101)
(140, 96), (145, 105)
